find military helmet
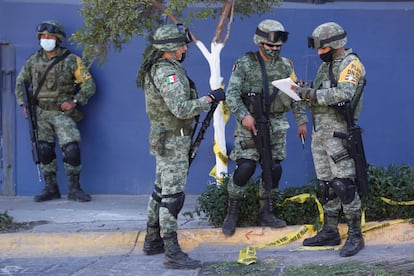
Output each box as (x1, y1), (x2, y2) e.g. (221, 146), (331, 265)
(151, 24), (192, 52)
(253, 19), (288, 46)
(36, 20), (66, 42)
(308, 22), (347, 49)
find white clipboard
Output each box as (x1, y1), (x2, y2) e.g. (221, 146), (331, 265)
(271, 77), (302, 101)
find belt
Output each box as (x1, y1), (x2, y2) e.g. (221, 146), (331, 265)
(37, 102), (62, 111)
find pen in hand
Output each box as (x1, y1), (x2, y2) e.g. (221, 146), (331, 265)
(300, 134), (305, 149)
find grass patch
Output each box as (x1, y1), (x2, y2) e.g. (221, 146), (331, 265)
(285, 262), (396, 276)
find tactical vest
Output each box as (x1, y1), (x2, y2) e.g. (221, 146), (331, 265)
(241, 51), (295, 114)
(313, 51), (366, 120)
(31, 49), (76, 101)
(144, 58), (196, 136)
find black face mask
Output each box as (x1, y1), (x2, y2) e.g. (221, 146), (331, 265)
(179, 52), (186, 63)
(319, 48), (335, 62)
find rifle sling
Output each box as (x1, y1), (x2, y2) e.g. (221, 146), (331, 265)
(255, 52), (272, 115)
(32, 49), (71, 100)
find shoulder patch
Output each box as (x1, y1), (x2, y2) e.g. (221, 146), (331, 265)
(166, 74), (178, 84)
(339, 59), (363, 86)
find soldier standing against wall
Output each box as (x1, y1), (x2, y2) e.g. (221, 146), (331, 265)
(15, 20), (95, 202)
(295, 22), (367, 257)
(136, 24), (225, 269)
(222, 19), (308, 236)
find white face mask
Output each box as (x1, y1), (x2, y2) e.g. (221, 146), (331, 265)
(40, 38), (56, 52)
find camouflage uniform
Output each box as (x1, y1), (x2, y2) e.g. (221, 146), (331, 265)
(15, 20), (95, 202)
(226, 53), (307, 197)
(301, 22), (366, 257)
(222, 20), (308, 236)
(143, 57), (210, 235)
(137, 24), (224, 269)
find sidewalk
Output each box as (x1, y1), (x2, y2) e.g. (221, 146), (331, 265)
(1, 194), (414, 265)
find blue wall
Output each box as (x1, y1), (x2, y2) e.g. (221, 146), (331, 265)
(1, 1), (413, 195)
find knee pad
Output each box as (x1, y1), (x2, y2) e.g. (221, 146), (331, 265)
(233, 158), (256, 187)
(331, 178), (356, 204)
(62, 142), (81, 166)
(38, 141), (56, 165)
(271, 161), (282, 189)
(160, 192), (185, 219)
(317, 180), (330, 205)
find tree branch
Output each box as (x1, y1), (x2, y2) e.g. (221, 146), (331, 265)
(151, 0), (199, 41)
(213, 0), (234, 44)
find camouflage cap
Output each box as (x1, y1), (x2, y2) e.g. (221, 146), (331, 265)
(36, 20), (66, 42)
(253, 19), (288, 46)
(151, 24), (189, 52)
(309, 22), (347, 49)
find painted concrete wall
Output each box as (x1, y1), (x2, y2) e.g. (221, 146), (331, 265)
(1, 1), (413, 195)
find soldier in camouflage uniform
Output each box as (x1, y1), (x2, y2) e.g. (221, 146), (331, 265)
(295, 22), (366, 257)
(15, 20), (95, 202)
(222, 19), (308, 236)
(136, 24), (225, 269)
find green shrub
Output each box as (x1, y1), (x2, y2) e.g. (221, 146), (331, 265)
(0, 211), (13, 231)
(365, 164), (414, 221)
(193, 163), (414, 228)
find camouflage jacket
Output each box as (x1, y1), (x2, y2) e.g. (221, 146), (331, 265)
(225, 51), (308, 136)
(15, 47), (95, 106)
(143, 58), (210, 141)
(310, 48), (366, 132)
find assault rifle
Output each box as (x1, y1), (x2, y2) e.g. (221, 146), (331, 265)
(330, 100), (369, 196)
(247, 92), (273, 193)
(188, 102), (218, 167)
(22, 81), (42, 182)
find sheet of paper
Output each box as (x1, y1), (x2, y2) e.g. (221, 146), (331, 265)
(271, 77), (302, 101)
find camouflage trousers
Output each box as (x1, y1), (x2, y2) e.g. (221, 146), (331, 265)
(324, 192), (362, 221)
(311, 128), (355, 181)
(36, 108), (81, 175)
(311, 128), (361, 219)
(146, 134), (191, 235)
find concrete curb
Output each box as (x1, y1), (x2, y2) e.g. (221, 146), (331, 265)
(1, 220), (413, 258)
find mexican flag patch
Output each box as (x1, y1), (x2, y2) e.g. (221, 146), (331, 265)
(166, 74), (178, 84)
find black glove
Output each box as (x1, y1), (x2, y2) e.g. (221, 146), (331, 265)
(294, 86), (316, 101)
(208, 88), (225, 103)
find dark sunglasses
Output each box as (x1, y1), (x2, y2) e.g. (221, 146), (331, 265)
(263, 43), (282, 48)
(307, 32), (346, 49)
(255, 28), (289, 44)
(36, 23), (65, 37)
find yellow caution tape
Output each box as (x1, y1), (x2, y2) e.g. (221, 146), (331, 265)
(277, 193), (324, 226)
(237, 192), (413, 264)
(209, 101), (230, 184)
(380, 197), (414, 206)
(361, 218), (411, 233)
(237, 225), (313, 265)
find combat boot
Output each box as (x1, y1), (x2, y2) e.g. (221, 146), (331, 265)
(257, 197), (286, 228)
(222, 197), (241, 236)
(163, 232), (201, 269)
(67, 174), (91, 202)
(34, 172), (61, 202)
(143, 223), (164, 255)
(340, 213), (364, 257)
(303, 213), (341, 246)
